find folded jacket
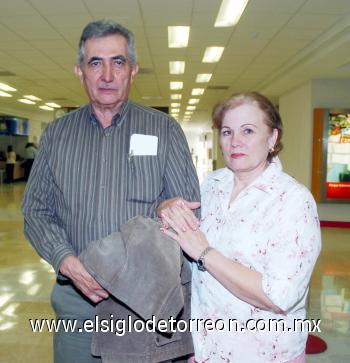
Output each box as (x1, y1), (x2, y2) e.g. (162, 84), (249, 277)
(79, 215), (188, 324)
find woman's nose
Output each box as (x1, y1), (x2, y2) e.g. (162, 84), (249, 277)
(230, 133), (242, 147)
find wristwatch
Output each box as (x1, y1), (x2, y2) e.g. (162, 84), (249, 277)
(196, 246), (214, 272)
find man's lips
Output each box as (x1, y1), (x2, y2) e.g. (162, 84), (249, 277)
(98, 87), (117, 92)
(230, 153), (245, 159)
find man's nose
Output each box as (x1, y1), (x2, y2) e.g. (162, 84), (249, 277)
(101, 63), (114, 82)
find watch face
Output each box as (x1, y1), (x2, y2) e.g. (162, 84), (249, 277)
(197, 259), (206, 272)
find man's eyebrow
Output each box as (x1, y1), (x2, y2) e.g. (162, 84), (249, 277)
(111, 55), (127, 61)
(87, 56), (102, 64)
(87, 55), (127, 64)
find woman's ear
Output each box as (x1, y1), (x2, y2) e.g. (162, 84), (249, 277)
(269, 128), (279, 149)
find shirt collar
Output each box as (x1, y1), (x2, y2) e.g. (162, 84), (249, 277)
(88, 100), (130, 127)
(212, 157), (283, 195)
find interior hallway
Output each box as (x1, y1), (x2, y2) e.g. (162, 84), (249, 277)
(0, 182), (349, 363)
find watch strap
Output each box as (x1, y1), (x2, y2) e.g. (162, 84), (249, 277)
(197, 246), (213, 271)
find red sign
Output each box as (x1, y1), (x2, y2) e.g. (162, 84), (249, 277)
(326, 182), (350, 199)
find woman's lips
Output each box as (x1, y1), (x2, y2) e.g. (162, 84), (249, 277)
(230, 153), (245, 159)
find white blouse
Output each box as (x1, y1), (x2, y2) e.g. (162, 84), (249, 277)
(191, 158), (321, 363)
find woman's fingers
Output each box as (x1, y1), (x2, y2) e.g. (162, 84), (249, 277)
(166, 204), (198, 232)
(161, 211), (183, 234)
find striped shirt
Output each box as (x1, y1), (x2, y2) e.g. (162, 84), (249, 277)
(22, 100), (200, 273)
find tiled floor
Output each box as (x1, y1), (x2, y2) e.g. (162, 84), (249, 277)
(0, 182), (349, 362)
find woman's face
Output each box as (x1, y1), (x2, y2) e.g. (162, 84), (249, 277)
(219, 102), (278, 174)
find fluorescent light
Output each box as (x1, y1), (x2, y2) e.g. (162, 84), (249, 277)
(171, 108), (180, 113)
(184, 111), (193, 115)
(168, 26), (190, 48)
(46, 102), (61, 108)
(188, 98), (199, 104)
(202, 47), (224, 63)
(18, 99), (36, 105)
(170, 81), (183, 90)
(215, 0), (249, 27)
(24, 95), (42, 101)
(171, 103), (181, 107)
(171, 94), (182, 100)
(39, 105), (54, 111)
(192, 88), (205, 96)
(186, 106), (196, 111)
(169, 61), (185, 74)
(196, 73), (212, 83)
(0, 91), (12, 97)
(0, 83), (16, 92)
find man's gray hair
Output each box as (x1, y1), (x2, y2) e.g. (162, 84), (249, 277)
(77, 20), (137, 66)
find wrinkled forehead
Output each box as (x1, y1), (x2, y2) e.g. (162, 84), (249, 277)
(83, 34), (129, 59)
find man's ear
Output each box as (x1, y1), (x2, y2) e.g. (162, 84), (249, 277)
(130, 64), (139, 84)
(74, 64), (83, 84)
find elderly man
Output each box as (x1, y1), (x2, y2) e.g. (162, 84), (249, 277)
(23, 20), (200, 363)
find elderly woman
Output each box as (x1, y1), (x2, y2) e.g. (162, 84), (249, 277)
(160, 92), (321, 363)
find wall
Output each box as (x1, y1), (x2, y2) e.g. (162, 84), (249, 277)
(279, 82), (313, 186)
(279, 79), (350, 221)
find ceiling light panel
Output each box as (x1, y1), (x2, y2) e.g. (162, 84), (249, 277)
(39, 106), (54, 111)
(215, 0), (249, 27)
(170, 81), (183, 90)
(186, 106), (196, 111)
(0, 91), (12, 97)
(188, 98), (200, 104)
(0, 83), (16, 92)
(171, 103), (181, 107)
(18, 99), (35, 105)
(24, 95), (42, 101)
(169, 61), (185, 74)
(202, 47), (224, 63)
(196, 73), (212, 83)
(168, 26), (190, 48)
(45, 102), (61, 108)
(192, 88), (205, 96)
(171, 94), (182, 100)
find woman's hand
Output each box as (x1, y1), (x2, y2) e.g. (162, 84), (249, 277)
(160, 204), (209, 261)
(157, 197), (200, 231)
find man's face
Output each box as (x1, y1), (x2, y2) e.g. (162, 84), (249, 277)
(75, 34), (138, 111)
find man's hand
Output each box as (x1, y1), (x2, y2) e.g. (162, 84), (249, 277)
(59, 256), (109, 303)
(157, 197), (200, 231)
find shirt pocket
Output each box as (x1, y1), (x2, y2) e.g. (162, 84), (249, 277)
(127, 155), (163, 203)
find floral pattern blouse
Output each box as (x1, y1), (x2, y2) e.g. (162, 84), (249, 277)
(191, 158), (321, 363)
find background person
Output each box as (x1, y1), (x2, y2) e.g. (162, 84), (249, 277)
(5, 145), (16, 183)
(23, 142), (37, 181)
(161, 92), (321, 363)
(23, 20), (200, 363)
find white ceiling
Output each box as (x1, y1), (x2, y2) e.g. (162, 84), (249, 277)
(0, 0), (350, 126)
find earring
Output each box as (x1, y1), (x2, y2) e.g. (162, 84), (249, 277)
(269, 146), (275, 153)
